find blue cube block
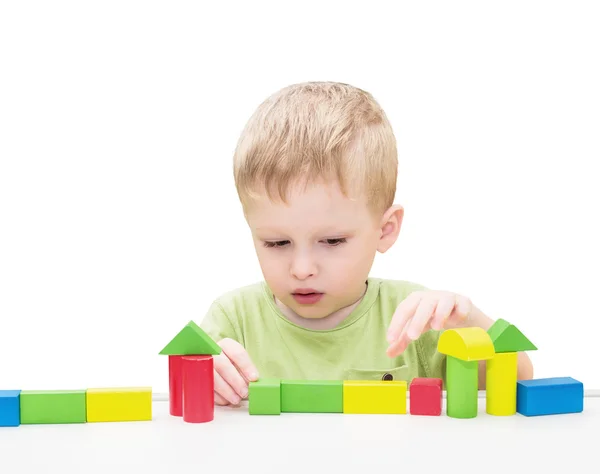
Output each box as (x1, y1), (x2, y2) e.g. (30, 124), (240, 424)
(517, 377), (583, 416)
(0, 390), (21, 426)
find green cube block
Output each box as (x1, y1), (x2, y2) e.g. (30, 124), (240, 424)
(248, 379), (281, 415)
(281, 380), (343, 413)
(20, 390), (87, 424)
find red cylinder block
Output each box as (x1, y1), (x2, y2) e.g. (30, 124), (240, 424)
(182, 355), (214, 423)
(168, 355), (184, 416)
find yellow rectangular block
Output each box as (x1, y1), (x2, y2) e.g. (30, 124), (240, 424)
(486, 352), (518, 416)
(343, 380), (407, 414)
(86, 387), (152, 422)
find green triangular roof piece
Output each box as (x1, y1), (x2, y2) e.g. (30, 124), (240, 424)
(159, 320), (221, 356)
(487, 318), (537, 353)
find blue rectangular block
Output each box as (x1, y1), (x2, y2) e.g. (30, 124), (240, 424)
(0, 390), (21, 426)
(517, 377), (583, 416)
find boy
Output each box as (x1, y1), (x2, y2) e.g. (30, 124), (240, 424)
(200, 81), (534, 407)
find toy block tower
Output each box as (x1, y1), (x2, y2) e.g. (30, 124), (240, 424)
(486, 318), (537, 416)
(437, 327), (495, 419)
(159, 320), (221, 423)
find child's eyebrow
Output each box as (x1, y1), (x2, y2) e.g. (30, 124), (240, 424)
(254, 226), (354, 236)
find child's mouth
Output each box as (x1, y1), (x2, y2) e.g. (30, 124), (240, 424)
(292, 291), (323, 304)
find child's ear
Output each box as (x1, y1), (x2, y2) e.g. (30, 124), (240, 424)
(377, 204), (404, 253)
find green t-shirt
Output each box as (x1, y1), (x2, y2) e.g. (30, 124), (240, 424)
(200, 277), (446, 384)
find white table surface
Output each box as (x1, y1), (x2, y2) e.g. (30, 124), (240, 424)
(1, 395), (596, 473)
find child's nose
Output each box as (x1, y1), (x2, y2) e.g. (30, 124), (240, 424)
(290, 252), (317, 280)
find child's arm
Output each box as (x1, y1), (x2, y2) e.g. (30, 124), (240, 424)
(385, 290), (534, 389)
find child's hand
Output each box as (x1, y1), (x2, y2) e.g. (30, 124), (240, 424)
(385, 290), (472, 357)
(213, 338), (259, 406)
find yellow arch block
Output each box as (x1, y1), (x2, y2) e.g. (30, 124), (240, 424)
(437, 327), (495, 361)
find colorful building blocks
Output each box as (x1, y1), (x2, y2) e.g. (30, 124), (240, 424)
(485, 318), (536, 416)
(486, 352), (518, 416)
(86, 387), (152, 422)
(446, 356), (478, 418)
(181, 355), (214, 423)
(409, 378), (443, 416)
(517, 377), (584, 416)
(159, 320), (222, 356)
(0, 390), (21, 427)
(158, 320), (221, 418)
(168, 355), (184, 416)
(343, 380), (407, 414)
(437, 327), (496, 361)
(487, 318), (537, 353)
(249, 379), (281, 415)
(20, 390), (87, 424)
(281, 380), (343, 413)
(437, 327), (494, 419)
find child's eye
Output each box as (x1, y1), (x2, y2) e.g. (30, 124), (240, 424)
(323, 238), (347, 246)
(263, 240), (290, 248)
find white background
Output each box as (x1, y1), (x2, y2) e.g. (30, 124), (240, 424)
(1, 0), (598, 394)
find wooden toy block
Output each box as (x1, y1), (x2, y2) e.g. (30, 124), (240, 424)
(168, 355), (184, 416)
(182, 355), (214, 423)
(437, 327), (495, 361)
(409, 378), (442, 416)
(281, 380), (343, 413)
(0, 390), (21, 427)
(159, 320), (221, 356)
(486, 352), (517, 416)
(517, 377), (584, 416)
(343, 380), (407, 414)
(86, 387), (152, 422)
(446, 356), (478, 418)
(249, 379), (281, 415)
(487, 318), (537, 353)
(159, 320), (221, 417)
(438, 328), (494, 419)
(20, 390), (86, 424)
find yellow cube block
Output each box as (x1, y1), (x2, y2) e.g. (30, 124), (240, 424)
(343, 380), (407, 414)
(86, 387), (152, 422)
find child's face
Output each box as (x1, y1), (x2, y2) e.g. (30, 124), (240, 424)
(245, 179), (402, 320)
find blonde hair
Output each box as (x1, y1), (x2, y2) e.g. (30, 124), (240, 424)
(233, 81), (398, 217)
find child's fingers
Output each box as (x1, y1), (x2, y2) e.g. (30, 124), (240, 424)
(431, 294), (456, 330)
(214, 353), (248, 400)
(213, 369), (242, 405)
(406, 296), (438, 340)
(387, 320), (418, 356)
(215, 392), (230, 406)
(386, 328), (409, 357)
(219, 338), (259, 383)
(386, 292), (422, 343)
(454, 295), (472, 322)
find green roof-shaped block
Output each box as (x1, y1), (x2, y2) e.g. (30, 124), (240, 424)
(159, 320), (221, 356)
(487, 318), (537, 353)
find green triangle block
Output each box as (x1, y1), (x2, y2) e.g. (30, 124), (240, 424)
(487, 318), (537, 353)
(159, 320), (221, 356)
